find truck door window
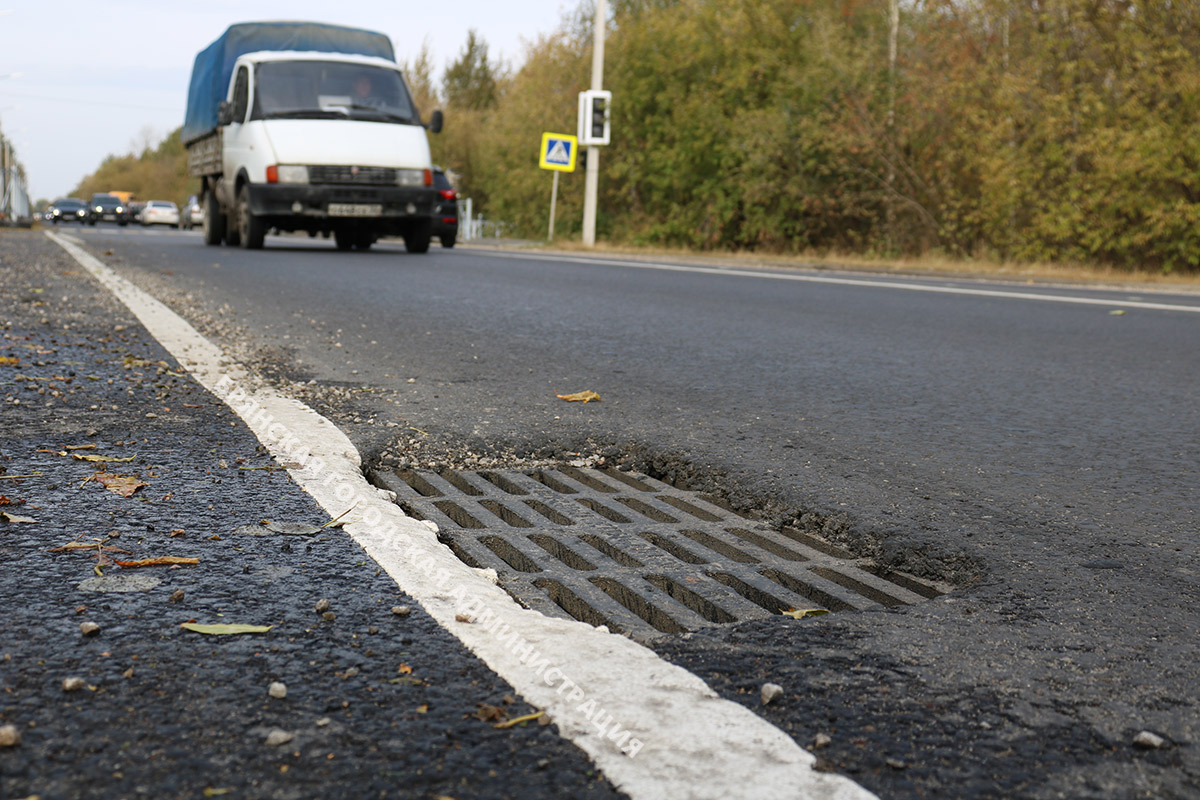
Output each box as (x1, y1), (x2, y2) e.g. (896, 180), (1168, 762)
(232, 66), (249, 122)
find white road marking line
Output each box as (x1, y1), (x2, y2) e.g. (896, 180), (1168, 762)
(47, 230), (877, 800)
(480, 251), (1200, 314)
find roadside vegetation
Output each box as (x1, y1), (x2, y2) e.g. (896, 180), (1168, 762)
(59, 0), (1200, 277)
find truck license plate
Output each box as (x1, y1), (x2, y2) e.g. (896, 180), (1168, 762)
(328, 203), (382, 217)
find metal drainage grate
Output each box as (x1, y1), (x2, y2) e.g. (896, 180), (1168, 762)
(371, 466), (946, 641)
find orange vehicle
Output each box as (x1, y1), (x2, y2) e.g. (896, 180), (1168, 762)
(108, 190), (135, 204)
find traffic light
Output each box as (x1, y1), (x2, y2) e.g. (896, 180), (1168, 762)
(578, 90), (612, 147)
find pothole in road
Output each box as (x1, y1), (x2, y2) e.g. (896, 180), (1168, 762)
(369, 464), (950, 642)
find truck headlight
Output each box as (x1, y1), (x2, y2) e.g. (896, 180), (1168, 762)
(269, 165), (309, 184)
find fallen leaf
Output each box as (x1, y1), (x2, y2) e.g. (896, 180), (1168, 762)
(494, 710), (545, 729)
(0, 356), (19, 366)
(416, 704), (429, 714)
(73, 453), (136, 463)
(180, 623), (274, 635)
(781, 608), (829, 619)
(473, 703), (507, 722)
(169, 529), (186, 537)
(0, 496), (11, 505)
(115, 557), (199, 568)
(556, 390), (602, 403)
(0, 510), (37, 524)
(93, 473), (148, 498)
(49, 542), (131, 554)
(63, 444), (98, 451)
(398, 663), (413, 674)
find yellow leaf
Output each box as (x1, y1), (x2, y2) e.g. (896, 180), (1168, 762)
(556, 390), (602, 403)
(72, 453), (136, 463)
(0, 356), (18, 366)
(494, 710), (545, 729)
(781, 608), (829, 619)
(0, 510), (37, 524)
(181, 623), (274, 635)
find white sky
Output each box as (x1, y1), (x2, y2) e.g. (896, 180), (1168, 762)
(0, 1), (574, 201)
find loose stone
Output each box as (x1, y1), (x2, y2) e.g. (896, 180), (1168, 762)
(62, 677), (86, 692)
(169, 589), (185, 603)
(79, 622), (101, 636)
(269, 682), (287, 699)
(0, 724), (20, 747)
(1133, 731), (1166, 749)
(760, 682), (784, 706)
(315, 598), (331, 613)
(813, 733), (832, 749)
(265, 730), (294, 747)
(391, 606), (412, 617)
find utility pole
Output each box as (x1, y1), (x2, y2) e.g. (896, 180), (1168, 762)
(582, 0), (606, 247)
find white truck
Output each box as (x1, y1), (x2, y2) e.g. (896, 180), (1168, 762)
(182, 22), (443, 252)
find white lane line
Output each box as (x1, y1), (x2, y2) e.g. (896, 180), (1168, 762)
(479, 250), (1200, 314)
(47, 230), (877, 800)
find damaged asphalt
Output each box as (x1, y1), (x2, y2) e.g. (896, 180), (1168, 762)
(0, 230), (623, 800)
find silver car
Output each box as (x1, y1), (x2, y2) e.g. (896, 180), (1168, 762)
(179, 196), (206, 230)
(141, 200), (180, 227)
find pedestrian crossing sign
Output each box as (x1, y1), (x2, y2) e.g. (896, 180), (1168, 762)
(539, 132), (577, 172)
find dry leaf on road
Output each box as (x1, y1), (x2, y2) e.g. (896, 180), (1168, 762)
(556, 390), (602, 403)
(180, 623), (274, 635)
(115, 557), (199, 568)
(93, 473), (148, 498)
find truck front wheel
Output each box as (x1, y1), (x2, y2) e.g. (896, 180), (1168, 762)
(237, 185), (266, 249)
(202, 192), (224, 246)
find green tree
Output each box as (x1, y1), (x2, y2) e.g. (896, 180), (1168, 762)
(442, 30), (500, 111)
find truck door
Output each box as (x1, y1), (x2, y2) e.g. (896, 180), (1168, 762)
(221, 64), (253, 207)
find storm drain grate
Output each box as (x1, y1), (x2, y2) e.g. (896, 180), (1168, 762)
(372, 466), (946, 641)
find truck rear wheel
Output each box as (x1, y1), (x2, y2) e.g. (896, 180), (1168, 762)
(404, 220), (432, 253)
(237, 185), (266, 249)
(202, 193), (224, 246)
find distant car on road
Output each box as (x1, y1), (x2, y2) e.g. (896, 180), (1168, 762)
(141, 200), (180, 228)
(88, 193), (130, 226)
(179, 196), (205, 230)
(432, 167), (459, 248)
(49, 198), (89, 224)
(128, 201), (147, 224)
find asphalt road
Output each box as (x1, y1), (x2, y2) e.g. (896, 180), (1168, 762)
(51, 225), (1200, 798)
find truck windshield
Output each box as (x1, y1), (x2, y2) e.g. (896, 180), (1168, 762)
(251, 61), (417, 124)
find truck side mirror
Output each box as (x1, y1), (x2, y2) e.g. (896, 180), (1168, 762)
(427, 109), (443, 134)
(218, 101), (234, 126)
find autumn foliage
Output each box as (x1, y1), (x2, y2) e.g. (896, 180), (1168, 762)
(77, 1), (1200, 272)
(435, 0), (1200, 272)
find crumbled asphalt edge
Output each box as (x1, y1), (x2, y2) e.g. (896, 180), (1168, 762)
(0, 231), (625, 800)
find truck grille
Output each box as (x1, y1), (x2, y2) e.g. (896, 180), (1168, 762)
(308, 166), (396, 186)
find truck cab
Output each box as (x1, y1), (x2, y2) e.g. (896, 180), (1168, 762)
(206, 51), (441, 251)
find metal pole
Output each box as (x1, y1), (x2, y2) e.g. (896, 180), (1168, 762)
(548, 170), (559, 242)
(582, 0), (606, 247)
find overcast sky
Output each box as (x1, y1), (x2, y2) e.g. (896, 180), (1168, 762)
(0, 1), (575, 202)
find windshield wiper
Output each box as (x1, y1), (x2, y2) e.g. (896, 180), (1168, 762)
(263, 109), (347, 120)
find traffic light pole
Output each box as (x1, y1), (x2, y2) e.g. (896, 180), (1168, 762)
(582, 0), (606, 247)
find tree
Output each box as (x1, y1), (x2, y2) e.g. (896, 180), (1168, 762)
(442, 30), (500, 111)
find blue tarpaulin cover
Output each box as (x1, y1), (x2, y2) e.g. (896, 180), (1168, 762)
(182, 21), (395, 143)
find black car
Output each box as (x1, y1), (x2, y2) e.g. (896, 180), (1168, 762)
(48, 198), (89, 224)
(431, 167), (459, 248)
(88, 193), (130, 226)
